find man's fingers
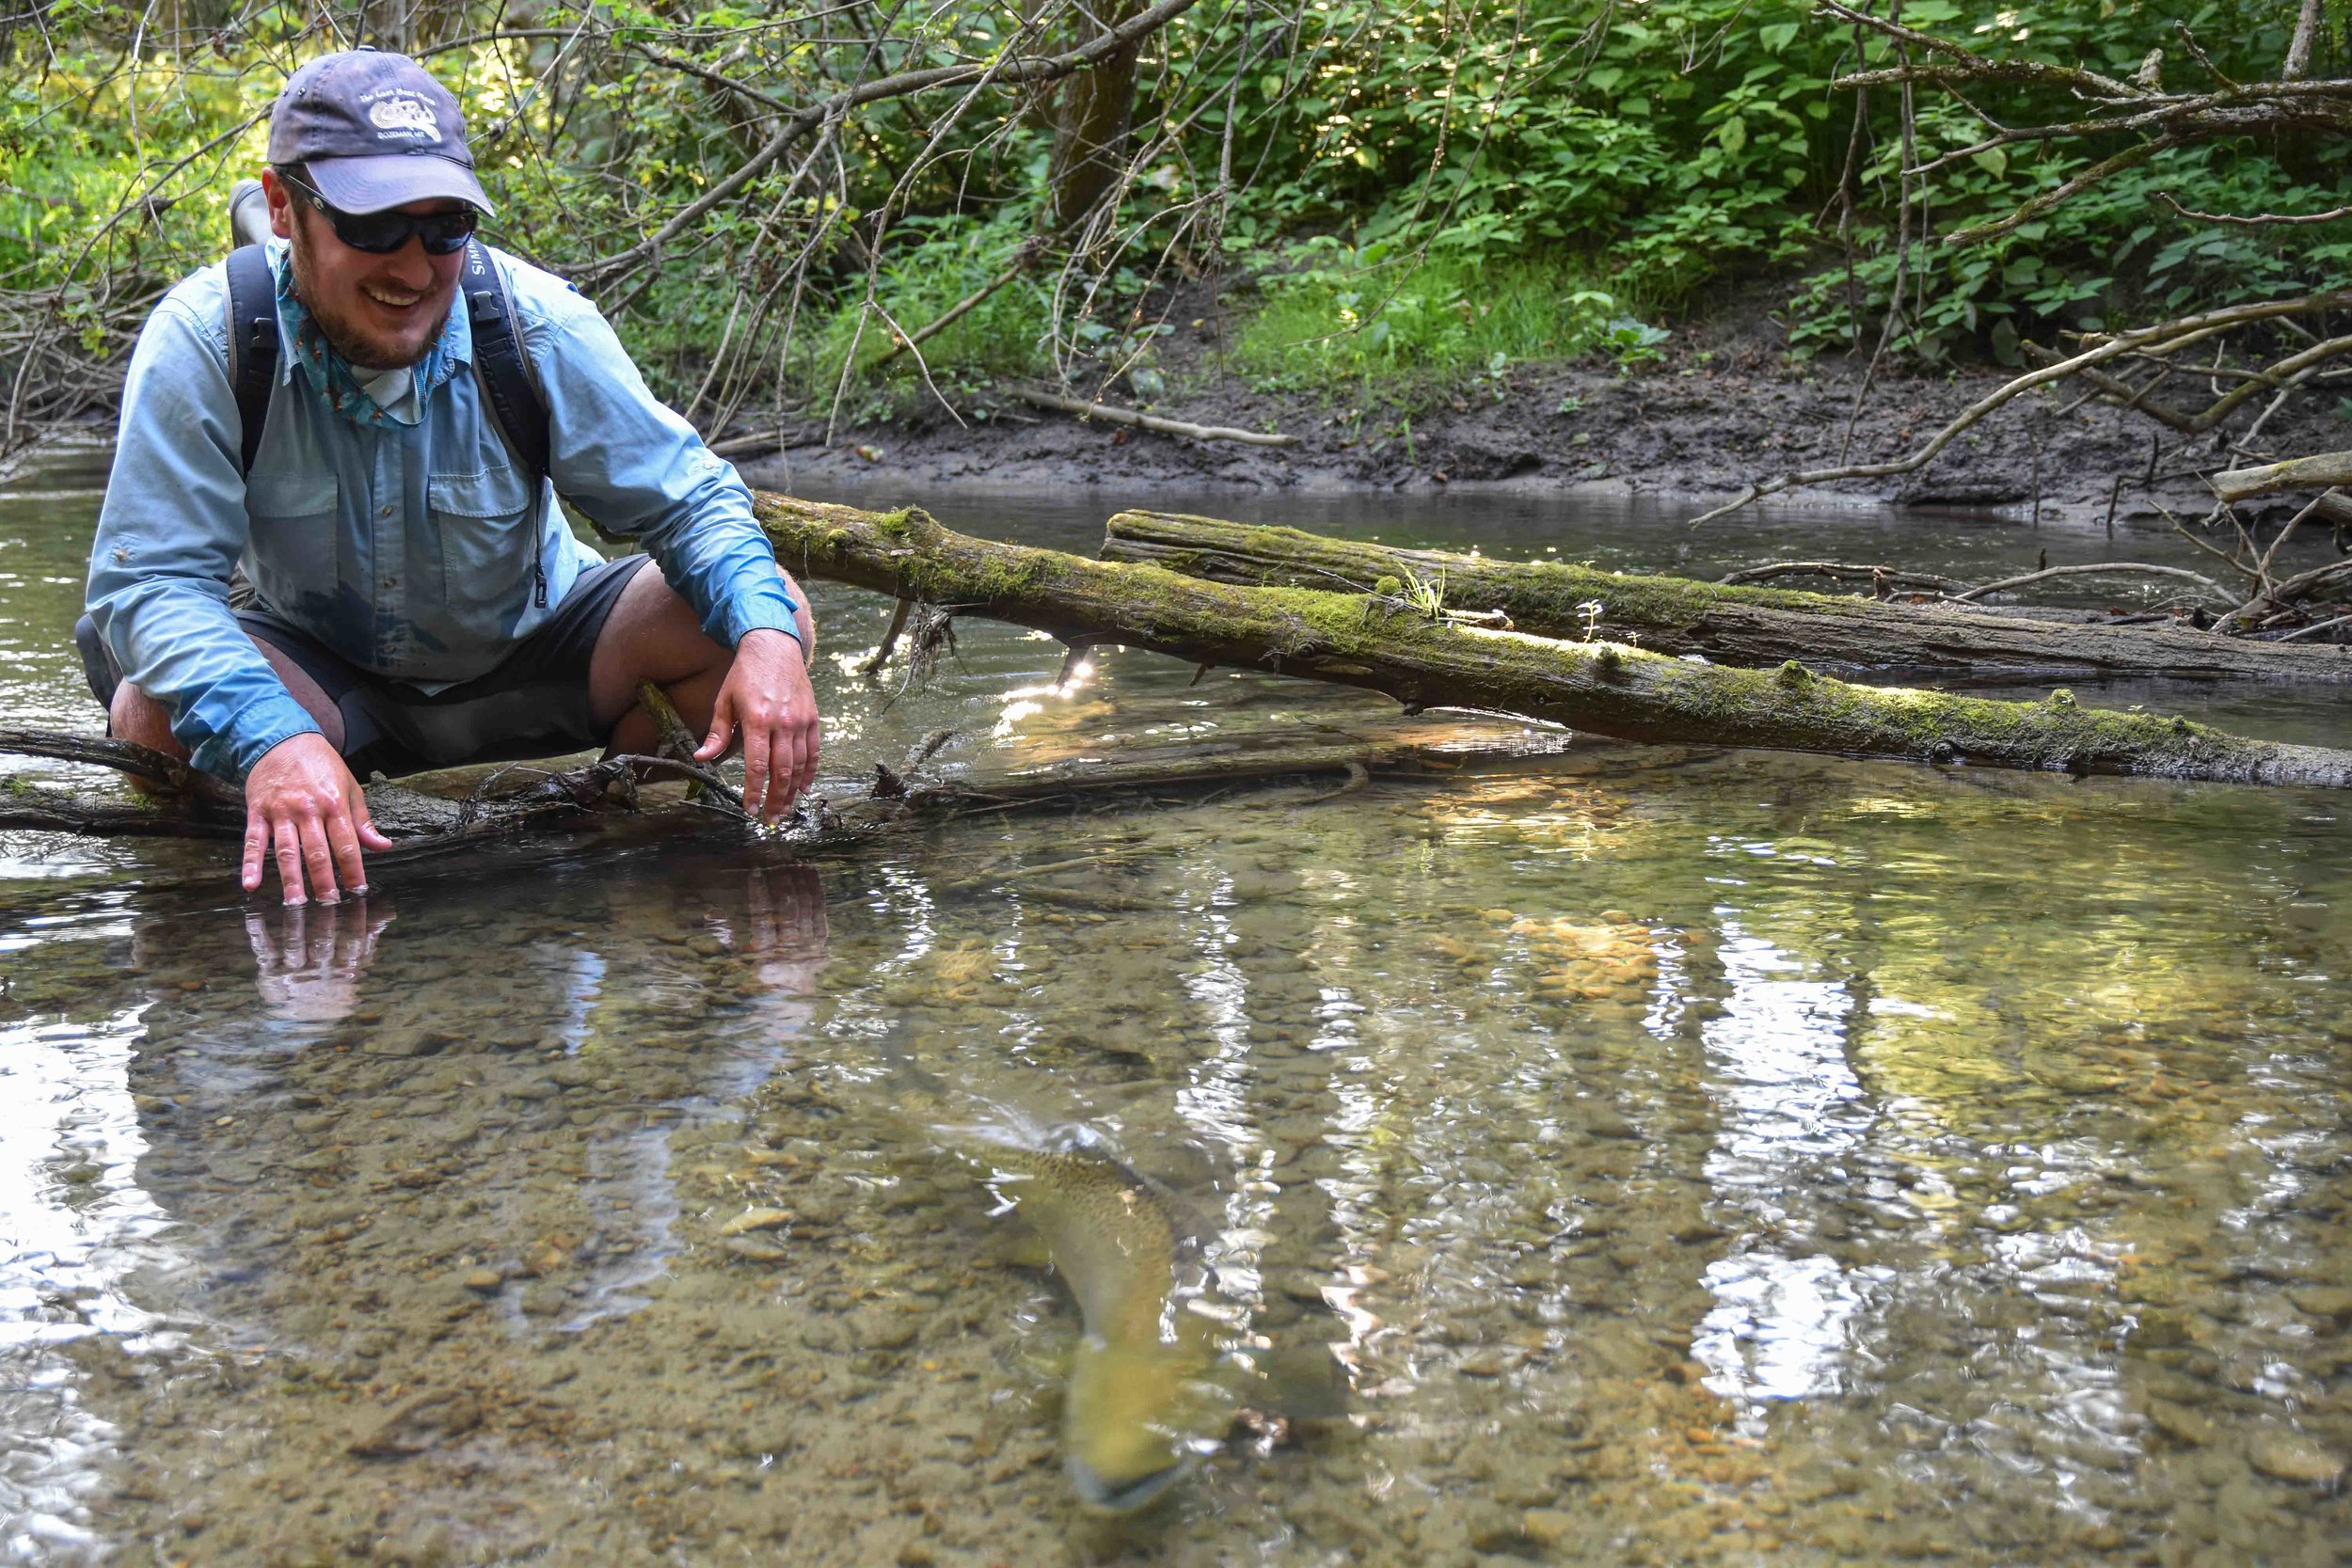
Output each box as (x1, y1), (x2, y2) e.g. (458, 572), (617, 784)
(326, 806), (368, 898)
(272, 817), (308, 906)
(742, 724), (774, 822)
(796, 721), (820, 798)
(694, 690), (736, 763)
(243, 818), (269, 893)
(353, 799), (393, 857)
(298, 813), (340, 906)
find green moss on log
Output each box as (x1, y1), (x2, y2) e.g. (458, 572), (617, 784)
(754, 492), (2352, 789)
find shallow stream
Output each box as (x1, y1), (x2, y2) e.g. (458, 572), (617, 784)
(3, 450), (2350, 1564)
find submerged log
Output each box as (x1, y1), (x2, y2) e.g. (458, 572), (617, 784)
(0, 721), (1470, 854)
(1098, 512), (2352, 683)
(756, 495), (2352, 789)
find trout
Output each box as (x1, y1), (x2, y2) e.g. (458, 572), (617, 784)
(946, 1122), (1227, 1513)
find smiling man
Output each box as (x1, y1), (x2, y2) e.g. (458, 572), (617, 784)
(82, 50), (818, 906)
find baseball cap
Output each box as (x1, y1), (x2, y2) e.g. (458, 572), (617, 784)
(266, 49), (496, 216)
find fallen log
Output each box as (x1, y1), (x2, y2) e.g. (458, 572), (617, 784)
(756, 495), (2352, 788)
(1096, 511), (2352, 682)
(0, 719), (1488, 855)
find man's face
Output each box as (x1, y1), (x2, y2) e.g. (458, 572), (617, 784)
(262, 168), (467, 372)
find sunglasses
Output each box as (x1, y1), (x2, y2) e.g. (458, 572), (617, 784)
(277, 167), (479, 256)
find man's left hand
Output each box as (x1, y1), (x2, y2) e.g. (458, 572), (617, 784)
(696, 627), (818, 821)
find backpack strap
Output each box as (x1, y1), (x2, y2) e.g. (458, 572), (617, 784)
(460, 239), (550, 486)
(222, 244), (279, 476)
(459, 239), (555, 607)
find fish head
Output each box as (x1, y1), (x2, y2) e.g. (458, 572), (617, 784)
(1062, 1338), (1218, 1514)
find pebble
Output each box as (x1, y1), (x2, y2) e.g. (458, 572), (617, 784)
(460, 1268), (503, 1293)
(2285, 1285), (2352, 1322)
(2249, 1433), (2344, 1486)
(2146, 1400), (2217, 1447)
(1518, 1509), (1577, 1547)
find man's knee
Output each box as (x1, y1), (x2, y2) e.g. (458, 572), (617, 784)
(109, 682), (184, 756)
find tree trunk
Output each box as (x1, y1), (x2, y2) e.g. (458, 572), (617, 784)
(1043, 0), (1147, 237)
(1098, 511), (2352, 684)
(755, 494), (2352, 789)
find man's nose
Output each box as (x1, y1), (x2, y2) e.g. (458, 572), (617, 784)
(378, 236), (437, 287)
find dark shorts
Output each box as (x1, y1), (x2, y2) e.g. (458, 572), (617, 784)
(78, 554), (652, 779)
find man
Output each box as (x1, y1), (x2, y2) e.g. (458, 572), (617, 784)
(83, 49), (817, 908)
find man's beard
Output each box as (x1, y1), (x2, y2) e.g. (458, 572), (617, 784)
(286, 225), (451, 372)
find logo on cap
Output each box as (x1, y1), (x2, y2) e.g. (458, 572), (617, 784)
(364, 89), (441, 144)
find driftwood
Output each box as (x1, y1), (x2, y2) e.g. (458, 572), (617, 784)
(755, 496), (2352, 788)
(0, 715), (1488, 856)
(1096, 511), (2352, 682)
(1009, 388), (1298, 446)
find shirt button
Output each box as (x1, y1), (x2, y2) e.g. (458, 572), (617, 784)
(380, 505), (393, 517)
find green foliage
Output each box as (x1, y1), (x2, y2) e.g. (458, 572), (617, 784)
(0, 0), (2344, 407)
(1232, 245), (1667, 395)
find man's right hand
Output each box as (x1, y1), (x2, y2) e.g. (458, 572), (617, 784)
(242, 733), (392, 905)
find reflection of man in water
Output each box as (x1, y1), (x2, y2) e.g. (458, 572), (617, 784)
(122, 863), (830, 1346)
(82, 50), (818, 911)
(243, 898), (398, 1022)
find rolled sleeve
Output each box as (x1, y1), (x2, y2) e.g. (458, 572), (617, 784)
(529, 300), (803, 653)
(86, 294), (320, 781)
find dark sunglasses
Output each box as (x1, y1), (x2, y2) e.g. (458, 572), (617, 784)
(277, 167), (478, 256)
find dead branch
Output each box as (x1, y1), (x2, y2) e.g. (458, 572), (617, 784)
(1719, 562), (1972, 594)
(576, 0), (1207, 291)
(2213, 451), (2352, 503)
(1010, 388), (1298, 445)
(1692, 290), (2352, 524)
(2153, 192), (2352, 228)
(1947, 562), (2231, 604)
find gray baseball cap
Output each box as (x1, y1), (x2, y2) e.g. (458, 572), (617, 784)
(266, 49), (495, 215)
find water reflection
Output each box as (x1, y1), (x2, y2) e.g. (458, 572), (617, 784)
(1693, 926), (1872, 1409)
(0, 1008), (184, 1561)
(4, 463), (2352, 1559)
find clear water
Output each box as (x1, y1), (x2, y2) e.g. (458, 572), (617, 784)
(3, 451), (2350, 1564)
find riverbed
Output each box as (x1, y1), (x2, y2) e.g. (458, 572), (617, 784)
(3, 450), (2349, 1564)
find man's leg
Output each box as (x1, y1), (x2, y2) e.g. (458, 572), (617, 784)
(586, 564), (814, 755)
(111, 636), (346, 769)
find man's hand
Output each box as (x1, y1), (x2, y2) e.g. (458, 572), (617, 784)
(694, 627), (818, 822)
(242, 732), (392, 904)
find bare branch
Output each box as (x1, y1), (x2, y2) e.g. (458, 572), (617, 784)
(2154, 191), (2352, 228)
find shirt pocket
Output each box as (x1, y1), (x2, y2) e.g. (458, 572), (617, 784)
(427, 465), (538, 628)
(244, 471), (342, 604)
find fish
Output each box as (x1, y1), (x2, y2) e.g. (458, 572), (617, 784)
(942, 1120), (1227, 1513)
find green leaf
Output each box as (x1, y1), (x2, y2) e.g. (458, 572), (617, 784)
(1970, 148), (2008, 179)
(1758, 22), (1800, 52)
(1716, 117), (1747, 157)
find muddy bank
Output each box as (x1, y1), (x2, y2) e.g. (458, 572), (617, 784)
(742, 301), (2325, 528)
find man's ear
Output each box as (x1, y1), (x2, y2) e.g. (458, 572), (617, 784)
(260, 169), (295, 242)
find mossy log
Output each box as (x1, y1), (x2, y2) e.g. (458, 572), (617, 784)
(755, 494), (2352, 789)
(1098, 511), (2352, 684)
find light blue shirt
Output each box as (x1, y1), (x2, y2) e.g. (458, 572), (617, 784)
(86, 241), (802, 781)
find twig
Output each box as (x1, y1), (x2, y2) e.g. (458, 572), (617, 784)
(860, 597), (914, 677)
(2278, 612), (2352, 642)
